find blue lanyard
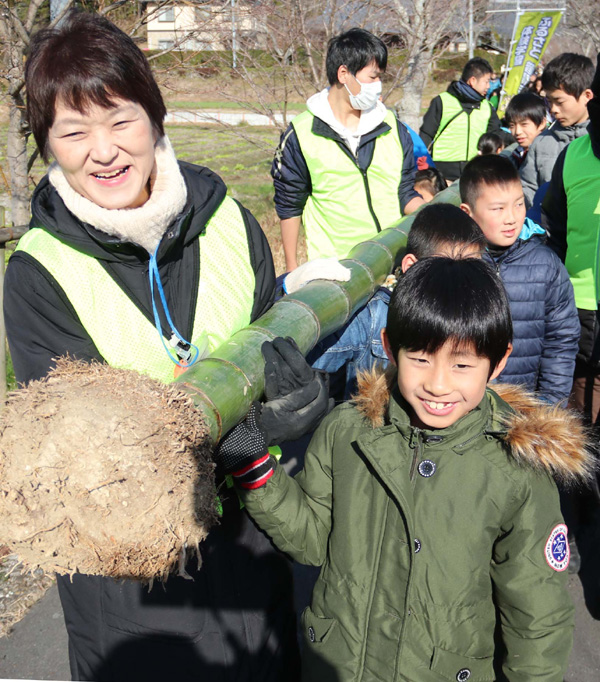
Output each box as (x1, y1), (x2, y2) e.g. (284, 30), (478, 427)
(149, 247), (200, 368)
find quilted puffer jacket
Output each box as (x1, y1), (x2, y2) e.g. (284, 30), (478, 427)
(483, 234), (579, 403)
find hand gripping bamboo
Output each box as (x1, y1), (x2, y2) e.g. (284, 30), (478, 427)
(175, 184), (461, 442)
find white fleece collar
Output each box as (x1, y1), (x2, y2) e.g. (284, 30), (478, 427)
(48, 136), (187, 253)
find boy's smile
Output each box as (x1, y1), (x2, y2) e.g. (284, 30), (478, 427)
(461, 180), (526, 248)
(508, 117), (546, 150)
(390, 340), (509, 430)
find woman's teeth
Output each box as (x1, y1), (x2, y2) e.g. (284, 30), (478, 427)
(93, 167), (128, 179)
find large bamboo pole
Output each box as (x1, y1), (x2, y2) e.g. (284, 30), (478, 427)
(176, 184), (461, 442)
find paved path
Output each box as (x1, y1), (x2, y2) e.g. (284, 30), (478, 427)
(164, 109), (295, 126)
(0, 572), (598, 681)
(0, 584), (69, 681)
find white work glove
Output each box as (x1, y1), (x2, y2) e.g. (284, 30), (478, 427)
(283, 258), (352, 294)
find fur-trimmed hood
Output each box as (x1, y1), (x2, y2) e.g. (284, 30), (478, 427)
(353, 367), (596, 487)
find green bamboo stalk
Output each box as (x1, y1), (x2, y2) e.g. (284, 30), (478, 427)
(177, 184), (461, 442)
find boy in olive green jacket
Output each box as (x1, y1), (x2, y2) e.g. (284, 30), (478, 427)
(217, 258), (593, 681)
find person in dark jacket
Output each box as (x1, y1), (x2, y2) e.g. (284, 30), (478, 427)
(420, 57), (501, 181)
(542, 53), (600, 576)
(272, 28), (423, 271)
(543, 54), (600, 408)
(4, 12), (329, 681)
(459, 155), (579, 404)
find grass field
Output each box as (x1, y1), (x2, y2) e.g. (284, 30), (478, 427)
(168, 100), (307, 112)
(165, 123), (294, 273)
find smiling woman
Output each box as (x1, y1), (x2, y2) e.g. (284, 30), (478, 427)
(3, 9), (298, 682)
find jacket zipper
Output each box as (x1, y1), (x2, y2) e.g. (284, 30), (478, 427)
(466, 111), (471, 160)
(335, 140), (382, 232)
(360, 168), (382, 232)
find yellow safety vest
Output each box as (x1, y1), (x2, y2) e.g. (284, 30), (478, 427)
(16, 196), (256, 383)
(431, 92), (492, 163)
(292, 109), (405, 260)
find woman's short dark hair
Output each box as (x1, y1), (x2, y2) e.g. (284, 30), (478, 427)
(477, 132), (504, 155)
(541, 53), (594, 98)
(26, 10), (166, 161)
(461, 57), (493, 83)
(386, 257), (512, 371)
(326, 28), (387, 85)
(459, 154), (520, 208)
(406, 204), (485, 259)
(505, 91), (547, 127)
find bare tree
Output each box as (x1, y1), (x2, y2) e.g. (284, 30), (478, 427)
(205, 0), (375, 133)
(209, 0), (471, 136)
(0, 0), (76, 227)
(562, 0), (600, 56)
(369, 0), (466, 130)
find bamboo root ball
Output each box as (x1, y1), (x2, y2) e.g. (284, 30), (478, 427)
(0, 359), (218, 581)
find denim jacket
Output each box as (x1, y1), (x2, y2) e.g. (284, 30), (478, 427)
(309, 288), (390, 398)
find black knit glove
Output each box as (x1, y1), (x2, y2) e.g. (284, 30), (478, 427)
(216, 402), (272, 490)
(215, 337), (334, 489)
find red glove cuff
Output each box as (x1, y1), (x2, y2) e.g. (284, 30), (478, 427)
(232, 453), (274, 489)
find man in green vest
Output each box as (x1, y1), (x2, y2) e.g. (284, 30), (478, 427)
(272, 28), (424, 271)
(420, 57), (501, 182)
(542, 53), (600, 585)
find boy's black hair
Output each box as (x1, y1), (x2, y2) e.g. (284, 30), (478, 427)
(541, 53), (594, 98)
(326, 28), (387, 85)
(461, 57), (493, 83)
(459, 154), (520, 208)
(498, 128), (516, 146)
(504, 91), (547, 127)
(406, 204), (485, 259)
(386, 257), (512, 370)
(477, 132), (504, 155)
(414, 168), (447, 197)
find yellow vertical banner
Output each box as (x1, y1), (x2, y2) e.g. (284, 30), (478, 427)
(503, 10), (563, 98)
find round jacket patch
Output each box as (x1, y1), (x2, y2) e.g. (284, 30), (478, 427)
(544, 524), (569, 572)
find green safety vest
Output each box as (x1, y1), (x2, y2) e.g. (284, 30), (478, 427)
(292, 109), (404, 261)
(16, 196), (256, 383)
(431, 92), (492, 163)
(563, 135), (600, 311)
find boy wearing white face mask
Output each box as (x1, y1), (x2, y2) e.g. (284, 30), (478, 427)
(272, 28), (424, 270)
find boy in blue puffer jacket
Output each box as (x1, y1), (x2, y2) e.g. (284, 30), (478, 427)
(459, 154), (579, 404)
(309, 181), (578, 405)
